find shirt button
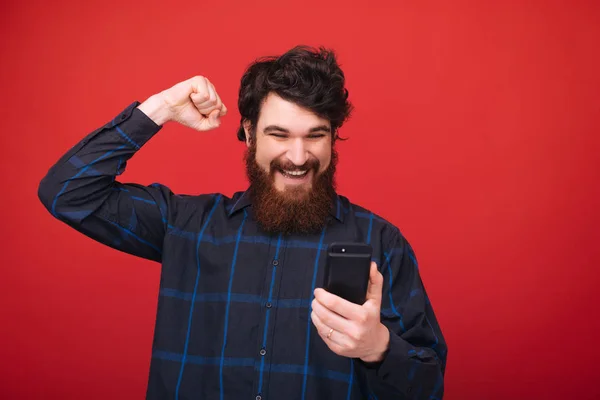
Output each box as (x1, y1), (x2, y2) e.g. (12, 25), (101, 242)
(256, 396), (262, 400)
(259, 348), (267, 356)
(272, 259), (279, 266)
(266, 302), (272, 308)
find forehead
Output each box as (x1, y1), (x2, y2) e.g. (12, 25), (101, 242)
(257, 93), (331, 132)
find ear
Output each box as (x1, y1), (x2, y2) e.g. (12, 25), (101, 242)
(243, 120), (252, 147)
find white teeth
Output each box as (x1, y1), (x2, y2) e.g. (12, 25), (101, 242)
(283, 170), (308, 176)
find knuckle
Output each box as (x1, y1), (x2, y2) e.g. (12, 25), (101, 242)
(193, 93), (209, 103)
(357, 312), (368, 324)
(190, 76), (205, 88)
(349, 329), (362, 342)
(361, 310), (371, 324)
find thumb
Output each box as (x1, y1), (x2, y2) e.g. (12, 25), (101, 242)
(365, 261), (383, 306)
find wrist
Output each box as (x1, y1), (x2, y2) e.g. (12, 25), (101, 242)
(137, 93), (171, 126)
(361, 323), (390, 363)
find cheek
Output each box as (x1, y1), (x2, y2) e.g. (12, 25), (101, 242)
(315, 147), (332, 172)
(255, 141), (282, 170)
(255, 154), (274, 174)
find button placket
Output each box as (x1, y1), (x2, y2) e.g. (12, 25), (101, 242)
(254, 237), (283, 399)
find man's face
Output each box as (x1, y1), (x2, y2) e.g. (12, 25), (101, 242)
(244, 93), (337, 235)
(246, 93), (333, 195)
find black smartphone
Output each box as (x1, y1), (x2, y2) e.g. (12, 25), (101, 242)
(323, 242), (373, 305)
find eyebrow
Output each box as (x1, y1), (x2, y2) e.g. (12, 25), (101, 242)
(263, 125), (331, 134)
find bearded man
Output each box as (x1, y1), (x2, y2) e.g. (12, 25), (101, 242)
(38, 46), (447, 400)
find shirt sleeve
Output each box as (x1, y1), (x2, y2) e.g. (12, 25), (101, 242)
(38, 101), (174, 262)
(355, 230), (448, 399)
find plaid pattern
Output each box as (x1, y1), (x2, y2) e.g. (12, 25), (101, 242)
(38, 102), (447, 400)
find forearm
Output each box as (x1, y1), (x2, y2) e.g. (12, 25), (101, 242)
(38, 101), (161, 222)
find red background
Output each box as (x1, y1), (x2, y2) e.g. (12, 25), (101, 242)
(1, 0), (599, 399)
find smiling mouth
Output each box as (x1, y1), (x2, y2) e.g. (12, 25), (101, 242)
(280, 169), (309, 179)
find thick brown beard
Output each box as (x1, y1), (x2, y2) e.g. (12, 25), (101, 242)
(245, 142), (338, 236)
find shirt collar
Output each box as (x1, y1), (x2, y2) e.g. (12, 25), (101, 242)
(228, 189), (344, 223)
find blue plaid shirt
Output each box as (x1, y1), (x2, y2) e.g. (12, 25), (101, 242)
(38, 102), (447, 399)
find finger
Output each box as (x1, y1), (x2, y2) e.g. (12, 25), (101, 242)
(314, 288), (362, 320)
(188, 77), (226, 118)
(189, 76), (217, 115)
(197, 109), (221, 131)
(312, 298), (352, 335)
(220, 99), (228, 116)
(311, 310), (346, 348)
(190, 92), (212, 114)
(190, 77), (210, 105)
(208, 82), (224, 111)
(196, 83), (218, 115)
(208, 82), (228, 117)
(365, 262), (383, 306)
(310, 308), (327, 337)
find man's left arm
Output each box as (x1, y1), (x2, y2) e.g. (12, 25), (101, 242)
(311, 230), (447, 399)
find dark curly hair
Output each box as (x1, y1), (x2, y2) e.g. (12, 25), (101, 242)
(236, 45), (353, 142)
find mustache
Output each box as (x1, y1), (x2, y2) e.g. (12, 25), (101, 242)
(270, 158), (320, 173)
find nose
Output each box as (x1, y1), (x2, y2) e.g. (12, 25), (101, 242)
(286, 138), (309, 166)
